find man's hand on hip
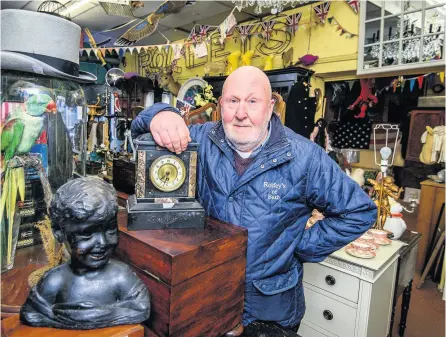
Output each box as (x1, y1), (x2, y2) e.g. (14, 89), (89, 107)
(150, 110), (192, 154)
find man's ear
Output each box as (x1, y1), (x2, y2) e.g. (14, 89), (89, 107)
(269, 98), (275, 116)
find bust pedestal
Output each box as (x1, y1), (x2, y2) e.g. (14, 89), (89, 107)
(1, 315), (144, 337)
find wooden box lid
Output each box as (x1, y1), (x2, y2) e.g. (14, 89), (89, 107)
(116, 212), (247, 286)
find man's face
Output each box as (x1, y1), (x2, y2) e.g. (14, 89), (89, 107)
(62, 219), (118, 270)
(220, 76), (274, 152)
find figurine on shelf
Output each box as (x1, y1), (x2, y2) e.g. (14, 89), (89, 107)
(241, 50), (255, 66)
(159, 69), (181, 96)
(384, 202), (407, 240)
(367, 176), (403, 229)
(263, 55), (274, 71)
(227, 51), (241, 74)
(20, 177), (150, 330)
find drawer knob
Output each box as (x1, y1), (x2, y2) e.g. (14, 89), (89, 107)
(325, 275), (336, 286)
(323, 310), (333, 321)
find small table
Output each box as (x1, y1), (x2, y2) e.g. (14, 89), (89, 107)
(388, 231), (422, 337)
(1, 315), (144, 337)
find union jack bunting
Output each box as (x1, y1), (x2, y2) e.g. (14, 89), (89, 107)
(236, 24), (254, 42)
(347, 0), (359, 14)
(286, 13), (302, 35)
(188, 27), (198, 43)
(198, 25), (210, 40)
(260, 20), (276, 41)
(314, 2), (331, 24)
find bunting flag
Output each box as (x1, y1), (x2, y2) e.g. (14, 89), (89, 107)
(219, 12), (237, 44)
(286, 13), (302, 35)
(410, 79), (416, 92)
(418, 76), (424, 89)
(188, 26), (198, 44)
(347, 0), (359, 14)
(314, 2), (331, 24)
(327, 16), (358, 38)
(440, 72), (445, 83)
(260, 20), (276, 41)
(172, 43), (183, 60)
(348, 81), (355, 90)
(198, 25), (210, 40)
(236, 24), (254, 43)
(194, 42), (208, 58)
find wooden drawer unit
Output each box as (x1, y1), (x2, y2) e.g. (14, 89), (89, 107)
(303, 263), (360, 303)
(303, 287), (357, 337)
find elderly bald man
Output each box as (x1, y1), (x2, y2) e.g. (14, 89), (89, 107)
(131, 66), (376, 336)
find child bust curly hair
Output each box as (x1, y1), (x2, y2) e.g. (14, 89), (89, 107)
(20, 177), (151, 330)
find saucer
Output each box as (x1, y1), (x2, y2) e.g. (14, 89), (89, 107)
(356, 238), (379, 250)
(373, 237), (392, 246)
(345, 245), (376, 259)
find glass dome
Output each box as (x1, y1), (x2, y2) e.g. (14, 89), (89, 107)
(1, 70), (88, 272)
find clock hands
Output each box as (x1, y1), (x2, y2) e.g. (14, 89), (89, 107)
(162, 171), (171, 186)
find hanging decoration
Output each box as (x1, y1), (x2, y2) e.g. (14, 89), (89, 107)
(327, 17), (358, 38)
(440, 72), (445, 83)
(195, 42), (208, 58)
(236, 24), (254, 43)
(347, 0), (359, 14)
(172, 43), (183, 60)
(409, 79), (416, 92)
(219, 12), (237, 44)
(188, 26), (199, 44)
(372, 72), (440, 95)
(260, 20), (276, 41)
(313, 2), (331, 25)
(286, 13), (302, 36)
(198, 25), (210, 41)
(417, 76), (424, 89)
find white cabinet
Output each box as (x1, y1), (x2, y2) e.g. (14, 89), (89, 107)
(300, 241), (406, 337)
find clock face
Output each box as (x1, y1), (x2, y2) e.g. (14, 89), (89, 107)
(149, 155), (187, 192)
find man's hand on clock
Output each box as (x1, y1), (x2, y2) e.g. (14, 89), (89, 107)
(150, 110), (191, 154)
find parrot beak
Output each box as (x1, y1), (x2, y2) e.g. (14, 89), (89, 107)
(46, 100), (57, 114)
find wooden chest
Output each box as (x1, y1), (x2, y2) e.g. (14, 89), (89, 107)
(116, 212), (248, 337)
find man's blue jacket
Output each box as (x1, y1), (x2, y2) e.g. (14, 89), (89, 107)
(131, 103), (377, 328)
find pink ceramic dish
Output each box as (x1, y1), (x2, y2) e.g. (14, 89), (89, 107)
(367, 229), (392, 245)
(367, 229), (389, 238)
(358, 234), (379, 249)
(345, 243), (376, 259)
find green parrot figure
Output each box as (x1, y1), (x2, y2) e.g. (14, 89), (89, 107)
(0, 93), (56, 265)
(1, 93), (56, 161)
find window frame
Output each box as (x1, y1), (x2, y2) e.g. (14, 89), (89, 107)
(358, 0), (445, 75)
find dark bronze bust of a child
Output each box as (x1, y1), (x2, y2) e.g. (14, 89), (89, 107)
(20, 177), (150, 329)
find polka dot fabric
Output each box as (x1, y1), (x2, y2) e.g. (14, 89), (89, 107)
(332, 120), (372, 149)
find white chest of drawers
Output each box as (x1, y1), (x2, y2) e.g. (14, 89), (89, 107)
(299, 241), (406, 337)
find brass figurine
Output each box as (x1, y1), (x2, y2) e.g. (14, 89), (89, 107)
(367, 176), (403, 229)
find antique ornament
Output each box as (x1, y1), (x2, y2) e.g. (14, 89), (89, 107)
(128, 134), (204, 230)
